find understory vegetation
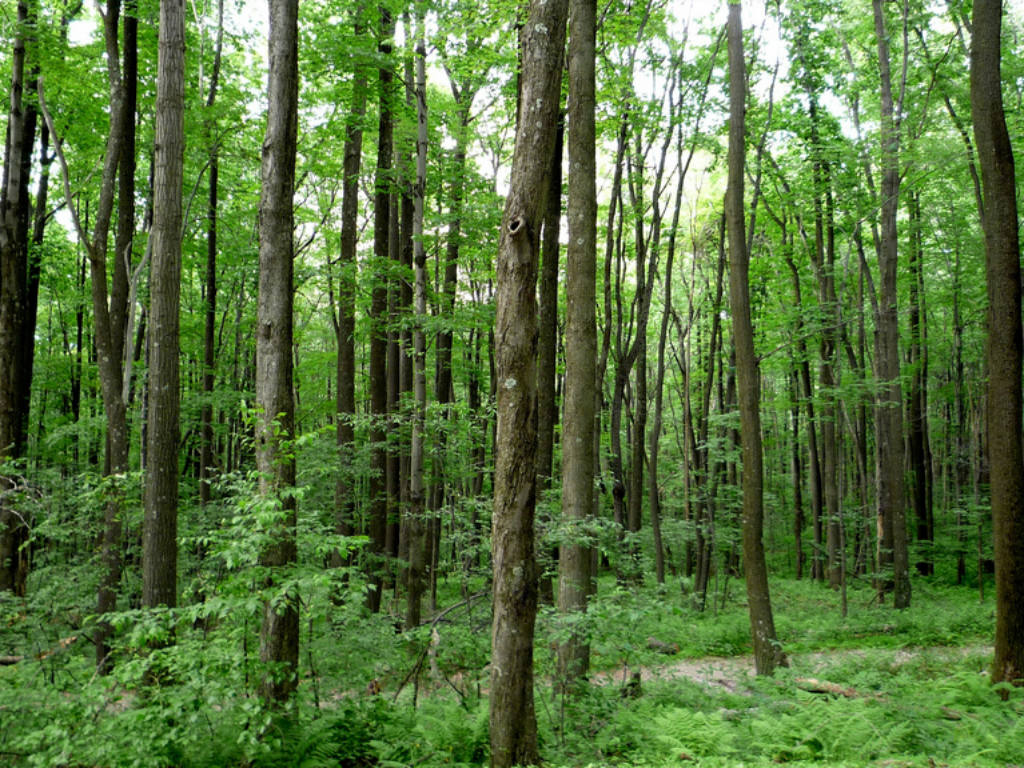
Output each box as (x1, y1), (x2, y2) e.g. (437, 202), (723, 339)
(1, 531), (1017, 768)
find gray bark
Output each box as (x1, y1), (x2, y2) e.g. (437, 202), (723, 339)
(971, 0), (1024, 688)
(490, 0), (567, 763)
(557, 0), (596, 690)
(726, 0), (785, 676)
(256, 0), (300, 704)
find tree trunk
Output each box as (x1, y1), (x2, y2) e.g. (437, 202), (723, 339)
(871, 0), (911, 609)
(40, 0), (133, 671)
(907, 192), (932, 576)
(367, 6), (395, 613)
(405, 14), (428, 631)
(142, 0), (185, 611)
(726, 0), (785, 676)
(789, 372), (805, 579)
(557, 0), (596, 690)
(256, 0), (300, 704)
(0, 0), (36, 596)
(971, 0), (1024, 688)
(490, 0), (567, 763)
(334, 7), (368, 569)
(200, 0), (224, 508)
(536, 113), (563, 606)
(536, 117), (562, 491)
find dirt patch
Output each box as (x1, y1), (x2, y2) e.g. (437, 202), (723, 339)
(594, 645), (993, 695)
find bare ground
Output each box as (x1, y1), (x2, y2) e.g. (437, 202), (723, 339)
(592, 644), (993, 695)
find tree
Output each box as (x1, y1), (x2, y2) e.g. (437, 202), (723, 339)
(142, 0), (185, 612)
(0, 0), (37, 596)
(256, 0), (300, 704)
(333, 5), (369, 568)
(557, 0), (596, 689)
(726, 0), (785, 676)
(405, 9), (428, 631)
(366, 6), (395, 613)
(871, 0), (910, 609)
(971, 0), (1024, 687)
(40, 0), (136, 671)
(490, 0), (568, 762)
(199, 0), (225, 508)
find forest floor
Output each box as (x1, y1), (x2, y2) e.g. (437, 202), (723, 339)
(3, 575), (1020, 767)
(594, 643), (994, 695)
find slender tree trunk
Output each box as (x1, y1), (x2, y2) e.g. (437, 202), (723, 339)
(405, 14), (428, 631)
(536, 117), (562, 491)
(907, 192), (932, 575)
(783, 253), (824, 581)
(200, 0), (224, 507)
(142, 0), (185, 611)
(40, 0), (133, 671)
(256, 0), (300, 704)
(726, 0), (785, 676)
(789, 372), (805, 579)
(367, 7), (395, 613)
(333, 7), (368, 569)
(429, 94), (471, 597)
(953, 243), (968, 584)
(386, 180), (402, 577)
(557, 0), (596, 690)
(536, 114), (563, 605)
(649, 193), (680, 584)
(490, 0), (567, 763)
(971, 0), (1024, 688)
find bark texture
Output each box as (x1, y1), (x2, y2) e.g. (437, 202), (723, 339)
(726, 0), (785, 676)
(871, 0), (911, 609)
(406, 19), (428, 631)
(971, 0), (1024, 687)
(40, 0), (133, 670)
(490, 0), (568, 763)
(333, 8), (368, 567)
(0, 0), (36, 595)
(367, 7), (395, 613)
(256, 0), (300, 704)
(557, 0), (597, 690)
(142, 0), (185, 611)
(200, 0), (224, 507)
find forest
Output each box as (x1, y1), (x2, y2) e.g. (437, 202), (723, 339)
(2, 0), (1024, 765)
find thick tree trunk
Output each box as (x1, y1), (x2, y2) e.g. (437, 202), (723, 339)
(490, 0), (567, 763)
(0, 0), (36, 596)
(872, 0), (911, 609)
(726, 1), (785, 676)
(142, 0), (185, 611)
(971, 0), (1024, 688)
(256, 0), (300, 704)
(557, 0), (596, 690)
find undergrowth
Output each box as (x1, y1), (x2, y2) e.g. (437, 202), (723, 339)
(0, 570), (1015, 767)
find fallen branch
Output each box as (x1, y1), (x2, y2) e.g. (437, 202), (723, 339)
(392, 590), (488, 703)
(0, 634), (79, 666)
(794, 677), (864, 698)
